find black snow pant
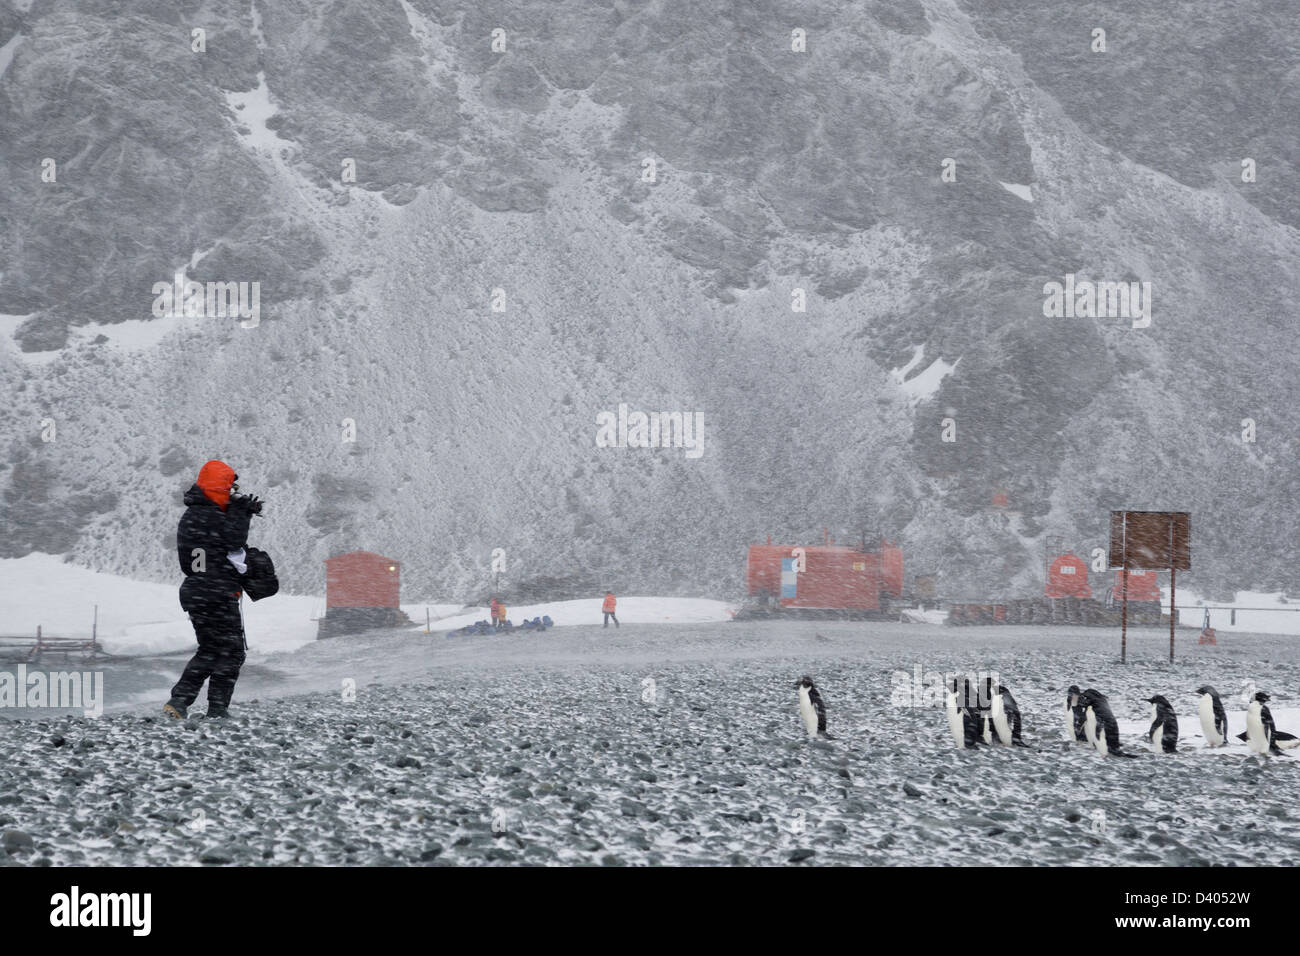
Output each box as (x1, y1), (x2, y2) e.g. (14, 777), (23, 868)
(170, 604), (247, 709)
(603, 612), (618, 628)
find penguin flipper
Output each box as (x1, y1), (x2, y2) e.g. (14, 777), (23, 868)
(1236, 731), (1250, 742)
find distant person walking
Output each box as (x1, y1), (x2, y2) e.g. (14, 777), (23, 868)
(165, 460), (273, 719)
(602, 591), (619, 628)
(495, 600), (508, 630)
(490, 597), (501, 628)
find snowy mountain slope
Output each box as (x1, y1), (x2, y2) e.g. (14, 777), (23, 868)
(0, 0), (1297, 602)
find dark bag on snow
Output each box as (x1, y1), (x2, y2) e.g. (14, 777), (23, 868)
(240, 547), (280, 601)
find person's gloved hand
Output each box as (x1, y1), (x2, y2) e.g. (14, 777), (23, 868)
(231, 494), (264, 516)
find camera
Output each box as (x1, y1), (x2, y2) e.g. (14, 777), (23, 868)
(231, 492), (264, 516)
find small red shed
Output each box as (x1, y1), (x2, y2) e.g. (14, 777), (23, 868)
(318, 551), (406, 638)
(745, 540), (903, 613)
(326, 550), (401, 608)
(1045, 552), (1091, 599)
(1112, 569), (1160, 602)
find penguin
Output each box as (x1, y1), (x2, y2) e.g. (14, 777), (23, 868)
(945, 677), (968, 748)
(1237, 691), (1300, 755)
(978, 677), (997, 745)
(981, 677), (1028, 747)
(1064, 684), (1088, 742)
(1195, 685), (1228, 747)
(1144, 695), (1179, 753)
(794, 676), (828, 739)
(1078, 689), (1134, 757)
(945, 676), (982, 749)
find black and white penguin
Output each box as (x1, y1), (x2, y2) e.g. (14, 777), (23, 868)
(1144, 695), (1179, 753)
(945, 676), (982, 749)
(1237, 691), (1300, 755)
(1194, 685), (1228, 747)
(1078, 688), (1134, 758)
(794, 676), (827, 739)
(981, 677), (1028, 747)
(1064, 684), (1088, 742)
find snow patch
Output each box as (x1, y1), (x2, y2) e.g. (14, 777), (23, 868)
(224, 72), (290, 155)
(999, 181), (1034, 202)
(0, 33), (22, 79)
(891, 354), (960, 406)
(249, 2), (267, 51)
(891, 345), (926, 380)
(899, 606), (948, 625)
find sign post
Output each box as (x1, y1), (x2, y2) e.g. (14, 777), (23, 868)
(1120, 569), (1128, 664)
(1109, 511), (1191, 664)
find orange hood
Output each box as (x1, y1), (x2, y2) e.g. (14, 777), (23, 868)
(196, 460), (237, 510)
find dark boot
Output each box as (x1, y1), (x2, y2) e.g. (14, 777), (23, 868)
(163, 699), (188, 719)
(206, 703), (229, 718)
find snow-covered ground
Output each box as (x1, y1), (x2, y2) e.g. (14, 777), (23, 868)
(0, 554), (321, 657)
(0, 555), (730, 659)
(434, 597), (735, 632)
(1168, 587), (1300, 636)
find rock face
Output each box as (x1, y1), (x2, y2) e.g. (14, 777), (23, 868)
(1, 0), (1297, 600)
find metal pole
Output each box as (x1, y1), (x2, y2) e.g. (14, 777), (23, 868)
(1170, 566), (1176, 663)
(1120, 569), (1128, 664)
(1168, 518), (1177, 663)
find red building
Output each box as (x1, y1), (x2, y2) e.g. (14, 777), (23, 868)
(1045, 552), (1091, 599)
(744, 540), (903, 615)
(1112, 569), (1160, 602)
(318, 551), (405, 637)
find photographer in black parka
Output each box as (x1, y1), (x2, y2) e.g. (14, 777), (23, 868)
(165, 459), (274, 719)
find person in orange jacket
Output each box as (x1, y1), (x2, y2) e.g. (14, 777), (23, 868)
(489, 597), (501, 627)
(602, 591), (618, 628)
(496, 599), (507, 629)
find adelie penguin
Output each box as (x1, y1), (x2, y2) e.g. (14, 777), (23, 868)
(1195, 685), (1228, 747)
(1144, 695), (1179, 753)
(1064, 685), (1088, 743)
(1078, 689), (1135, 758)
(945, 677), (982, 749)
(1237, 691), (1300, 755)
(794, 676), (831, 739)
(980, 677), (1029, 747)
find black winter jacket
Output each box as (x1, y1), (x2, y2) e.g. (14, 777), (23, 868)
(177, 484), (253, 617)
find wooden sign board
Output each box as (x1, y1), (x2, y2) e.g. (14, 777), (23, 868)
(1109, 511), (1190, 571)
